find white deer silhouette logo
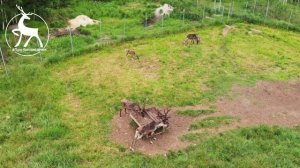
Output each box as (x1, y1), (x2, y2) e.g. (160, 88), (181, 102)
(12, 5), (43, 48)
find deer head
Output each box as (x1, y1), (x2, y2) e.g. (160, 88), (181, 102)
(16, 5), (31, 20)
(157, 108), (170, 125)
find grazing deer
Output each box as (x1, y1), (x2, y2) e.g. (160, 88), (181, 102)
(184, 34), (200, 45)
(125, 49), (139, 60)
(12, 5), (43, 48)
(130, 120), (169, 151)
(130, 108), (170, 151)
(120, 99), (145, 117)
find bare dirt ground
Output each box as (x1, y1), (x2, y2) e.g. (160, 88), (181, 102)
(110, 81), (300, 155)
(217, 80), (300, 127)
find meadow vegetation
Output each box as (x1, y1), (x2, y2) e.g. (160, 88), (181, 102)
(0, 0), (300, 167)
(189, 116), (236, 130)
(177, 109), (216, 117)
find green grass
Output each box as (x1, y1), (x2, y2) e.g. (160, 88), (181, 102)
(177, 109), (216, 117)
(0, 21), (300, 167)
(180, 132), (208, 142)
(190, 116), (235, 130)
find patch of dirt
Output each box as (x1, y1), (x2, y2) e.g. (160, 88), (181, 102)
(223, 25), (235, 37)
(110, 81), (300, 155)
(110, 109), (197, 155)
(216, 80), (300, 127)
(248, 28), (263, 35)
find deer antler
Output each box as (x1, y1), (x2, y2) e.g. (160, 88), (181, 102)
(164, 108), (171, 117)
(16, 5), (25, 14)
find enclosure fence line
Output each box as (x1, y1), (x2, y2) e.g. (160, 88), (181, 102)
(0, 45), (8, 76)
(123, 16), (126, 36)
(68, 27), (74, 56)
(287, 10), (293, 30)
(4, 1), (297, 62)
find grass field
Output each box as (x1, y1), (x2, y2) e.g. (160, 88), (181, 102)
(1, 21), (300, 167)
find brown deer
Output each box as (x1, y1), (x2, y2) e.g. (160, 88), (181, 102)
(184, 34), (201, 45)
(129, 108), (170, 151)
(119, 99), (144, 117)
(125, 49), (139, 60)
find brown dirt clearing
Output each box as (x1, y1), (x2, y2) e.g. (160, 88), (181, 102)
(110, 81), (300, 155)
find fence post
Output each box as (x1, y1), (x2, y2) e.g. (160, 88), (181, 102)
(99, 19), (102, 35)
(227, 0), (233, 22)
(252, 0), (257, 14)
(218, 0), (222, 12)
(36, 38), (43, 62)
(265, 0), (270, 18)
(202, 7), (205, 24)
(123, 17), (126, 36)
(162, 15), (164, 30)
(0, 46), (8, 76)
(287, 10), (293, 30)
(145, 13), (148, 28)
(68, 27), (74, 56)
(221, 6), (224, 22)
(214, 0), (217, 14)
(244, 1), (249, 15)
(182, 9), (185, 26)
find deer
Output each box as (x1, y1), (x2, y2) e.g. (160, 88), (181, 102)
(125, 49), (139, 60)
(12, 5), (43, 48)
(119, 99), (145, 117)
(129, 108), (170, 151)
(184, 34), (201, 45)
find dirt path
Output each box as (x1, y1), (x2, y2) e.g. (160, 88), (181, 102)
(110, 81), (300, 155)
(216, 80), (300, 127)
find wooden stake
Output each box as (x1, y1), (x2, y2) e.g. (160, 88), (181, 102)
(0, 46), (8, 76)
(145, 13), (148, 27)
(182, 9), (185, 26)
(123, 17), (126, 36)
(265, 0), (270, 18)
(244, 1), (249, 16)
(100, 19), (102, 35)
(68, 27), (74, 56)
(287, 10), (293, 30)
(214, 0), (217, 14)
(202, 7), (205, 23)
(253, 0), (257, 14)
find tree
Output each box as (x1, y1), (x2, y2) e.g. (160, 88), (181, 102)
(0, 0), (73, 30)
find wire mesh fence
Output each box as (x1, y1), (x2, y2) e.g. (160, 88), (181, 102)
(1, 0), (300, 67)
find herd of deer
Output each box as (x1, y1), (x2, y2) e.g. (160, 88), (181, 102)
(120, 34), (201, 151)
(119, 99), (170, 151)
(125, 34), (201, 60)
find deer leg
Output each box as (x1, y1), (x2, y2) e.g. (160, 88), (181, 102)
(15, 34), (23, 47)
(124, 108), (127, 114)
(12, 29), (19, 36)
(149, 132), (155, 144)
(119, 109), (122, 117)
(36, 36), (44, 48)
(130, 138), (137, 151)
(24, 36), (33, 48)
(184, 39), (188, 45)
(130, 131), (141, 151)
(150, 137), (157, 144)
